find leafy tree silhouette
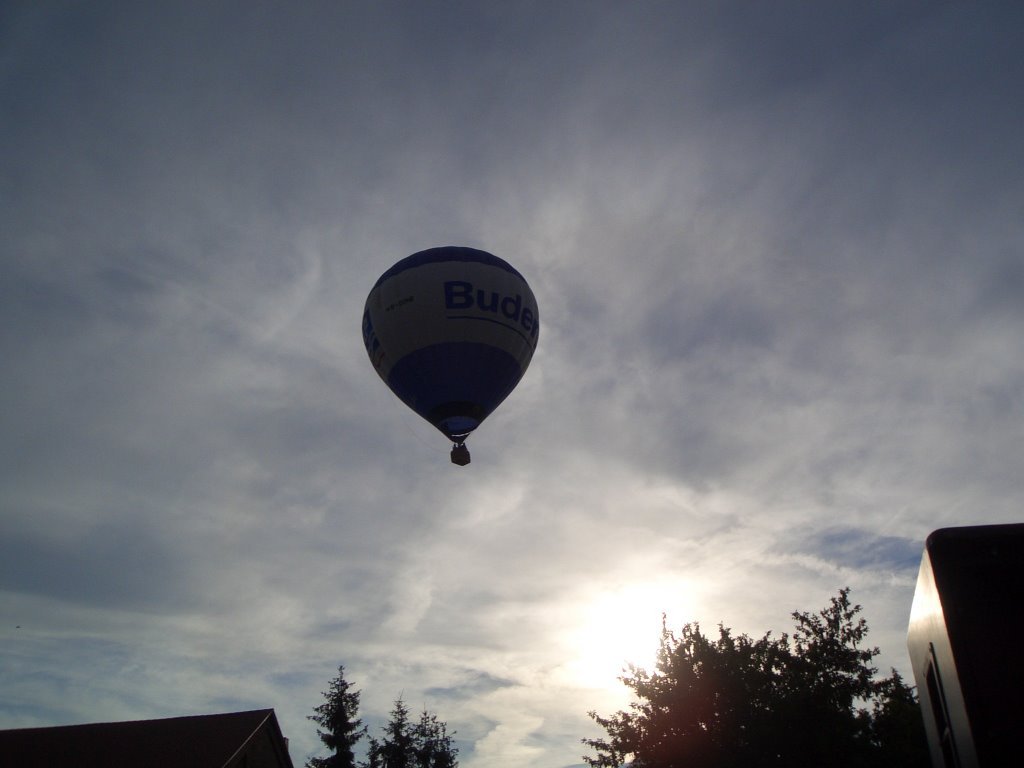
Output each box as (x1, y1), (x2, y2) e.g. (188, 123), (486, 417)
(583, 588), (928, 767)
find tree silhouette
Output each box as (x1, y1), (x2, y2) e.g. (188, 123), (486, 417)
(364, 699), (459, 768)
(365, 699), (414, 768)
(307, 665), (366, 768)
(412, 709), (459, 768)
(869, 670), (929, 765)
(583, 588), (928, 767)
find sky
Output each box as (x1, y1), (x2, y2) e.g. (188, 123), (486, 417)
(1, 1), (1022, 766)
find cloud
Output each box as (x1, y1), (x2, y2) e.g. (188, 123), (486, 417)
(791, 529), (922, 573)
(2, 3), (1023, 766)
(425, 671), (517, 703)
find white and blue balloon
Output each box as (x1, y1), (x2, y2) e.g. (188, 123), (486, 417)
(363, 247), (539, 465)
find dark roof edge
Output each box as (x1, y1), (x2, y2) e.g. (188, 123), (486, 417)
(926, 522), (1024, 550)
(0, 708), (276, 735)
(220, 709), (294, 768)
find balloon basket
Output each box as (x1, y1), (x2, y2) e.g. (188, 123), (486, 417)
(450, 443), (471, 466)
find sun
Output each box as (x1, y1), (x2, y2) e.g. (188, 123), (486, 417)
(564, 579), (695, 689)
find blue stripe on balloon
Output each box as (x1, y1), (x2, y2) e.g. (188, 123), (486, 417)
(372, 246), (524, 289)
(386, 341), (525, 431)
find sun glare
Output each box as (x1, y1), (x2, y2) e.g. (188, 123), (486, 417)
(565, 580), (694, 689)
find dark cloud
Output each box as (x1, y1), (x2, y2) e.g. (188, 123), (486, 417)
(0, 524), (186, 611)
(793, 529), (922, 573)
(425, 671), (517, 702)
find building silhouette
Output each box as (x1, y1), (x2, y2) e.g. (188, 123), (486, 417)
(0, 708), (294, 768)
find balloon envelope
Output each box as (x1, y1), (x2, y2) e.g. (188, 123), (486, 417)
(362, 246), (539, 443)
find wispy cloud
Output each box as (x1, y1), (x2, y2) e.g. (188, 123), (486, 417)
(2, 3), (1023, 766)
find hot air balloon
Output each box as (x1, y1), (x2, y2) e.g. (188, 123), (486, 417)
(362, 246), (539, 465)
